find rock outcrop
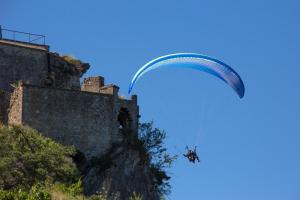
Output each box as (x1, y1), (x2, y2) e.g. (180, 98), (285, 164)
(83, 144), (158, 200)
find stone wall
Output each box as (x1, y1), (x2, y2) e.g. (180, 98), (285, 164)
(47, 53), (90, 90)
(0, 90), (8, 122)
(0, 40), (49, 91)
(10, 84), (139, 160)
(0, 40), (90, 125)
(81, 76), (105, 93)
(0, 40), (89, 92)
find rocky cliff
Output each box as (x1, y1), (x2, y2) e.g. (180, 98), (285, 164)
(78, 129), (160, 200)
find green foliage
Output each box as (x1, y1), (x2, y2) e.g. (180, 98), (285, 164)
(129, 192), (143, 200)
(0, 124), (148, 200)
(0, 181), (109, 200)
(50, 179), (83, 197)
(139, 122), (177, 168)
(46, 180), (95, 200)
(0, 125), (78, 190)
(0, 185), (51, 200)
(138, 122), (177, 196)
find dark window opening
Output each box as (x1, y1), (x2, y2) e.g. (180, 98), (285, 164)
(117, 107), (132, 130)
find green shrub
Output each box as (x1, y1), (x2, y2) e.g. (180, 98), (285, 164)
(138, 122), (177, 196)
(129, 192), (143, 200)
(0, 185), (51, 200)
(0, 125), (78, 190)
(0, 124), (151, 200)
(50, 179), (83, 197)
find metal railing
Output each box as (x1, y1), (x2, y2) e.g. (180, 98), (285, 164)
(0, 25), (46, 45)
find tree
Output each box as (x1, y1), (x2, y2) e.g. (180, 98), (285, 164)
(138, 122), (177, 196)
(0, 125), (78, 190)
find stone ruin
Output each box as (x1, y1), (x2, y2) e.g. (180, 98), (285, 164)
(0, 38), (158, 200)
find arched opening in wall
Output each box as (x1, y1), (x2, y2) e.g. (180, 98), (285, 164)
(117, 107), (132, 130)
(72, 150), (87, 173)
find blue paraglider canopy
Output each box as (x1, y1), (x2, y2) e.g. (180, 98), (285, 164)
(128, 53), (245, 98)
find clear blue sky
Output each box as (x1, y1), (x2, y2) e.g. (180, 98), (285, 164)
(2, 0), (300, 199)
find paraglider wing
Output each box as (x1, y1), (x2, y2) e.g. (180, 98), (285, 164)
(128, 53), (245, 98)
